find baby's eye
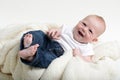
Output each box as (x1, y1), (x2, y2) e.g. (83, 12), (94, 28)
(89, 29), (93, 34)
(82, 22), (87, 26)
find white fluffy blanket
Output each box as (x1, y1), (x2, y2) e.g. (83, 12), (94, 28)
(0, 24), (120, 80)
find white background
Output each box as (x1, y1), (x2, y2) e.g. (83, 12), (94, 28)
(0, 0), (120, 41)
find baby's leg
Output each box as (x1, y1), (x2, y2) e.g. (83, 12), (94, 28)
(23, 33), (33, 48)
(18, 44), (39, 61)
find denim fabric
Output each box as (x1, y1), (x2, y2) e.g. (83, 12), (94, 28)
(20, 30), (64, 68)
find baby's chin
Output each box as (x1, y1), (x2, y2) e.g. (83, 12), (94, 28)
(75, 38), (88, 44)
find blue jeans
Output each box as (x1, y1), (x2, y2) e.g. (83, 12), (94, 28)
(20, 30), (64, 68)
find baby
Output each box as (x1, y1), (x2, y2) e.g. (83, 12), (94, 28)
(18, 14), (106, 68)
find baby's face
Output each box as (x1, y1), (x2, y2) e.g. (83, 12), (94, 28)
(73, 16), (104, 44)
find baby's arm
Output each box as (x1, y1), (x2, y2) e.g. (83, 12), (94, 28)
(73, 48), (93, 62)
(47, 27), (62, 40)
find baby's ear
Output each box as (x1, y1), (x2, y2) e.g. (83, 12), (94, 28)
(92, 38), (98, 42)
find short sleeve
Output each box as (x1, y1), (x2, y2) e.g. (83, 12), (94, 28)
(81, 43), (94, 56)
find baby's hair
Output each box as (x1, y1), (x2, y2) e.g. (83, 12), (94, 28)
(87, 15), (106, 26)
(86, 15), (106, 26)
(86, 14), (106, 35)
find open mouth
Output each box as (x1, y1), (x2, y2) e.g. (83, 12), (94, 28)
(78, 31), (84, 37)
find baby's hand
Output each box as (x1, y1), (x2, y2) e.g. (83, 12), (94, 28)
(47, 28), (61, 40)
(73, 48), (82, 57)
(73, 48), (93, 62)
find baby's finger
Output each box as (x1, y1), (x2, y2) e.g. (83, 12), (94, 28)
(47, 30), (54, 38)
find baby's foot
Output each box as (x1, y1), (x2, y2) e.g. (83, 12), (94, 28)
(18, 44), (39, 59)
(23, 33), (33, 48)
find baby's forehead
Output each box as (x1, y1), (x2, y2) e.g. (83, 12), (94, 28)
(85, 16), (103, 25)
